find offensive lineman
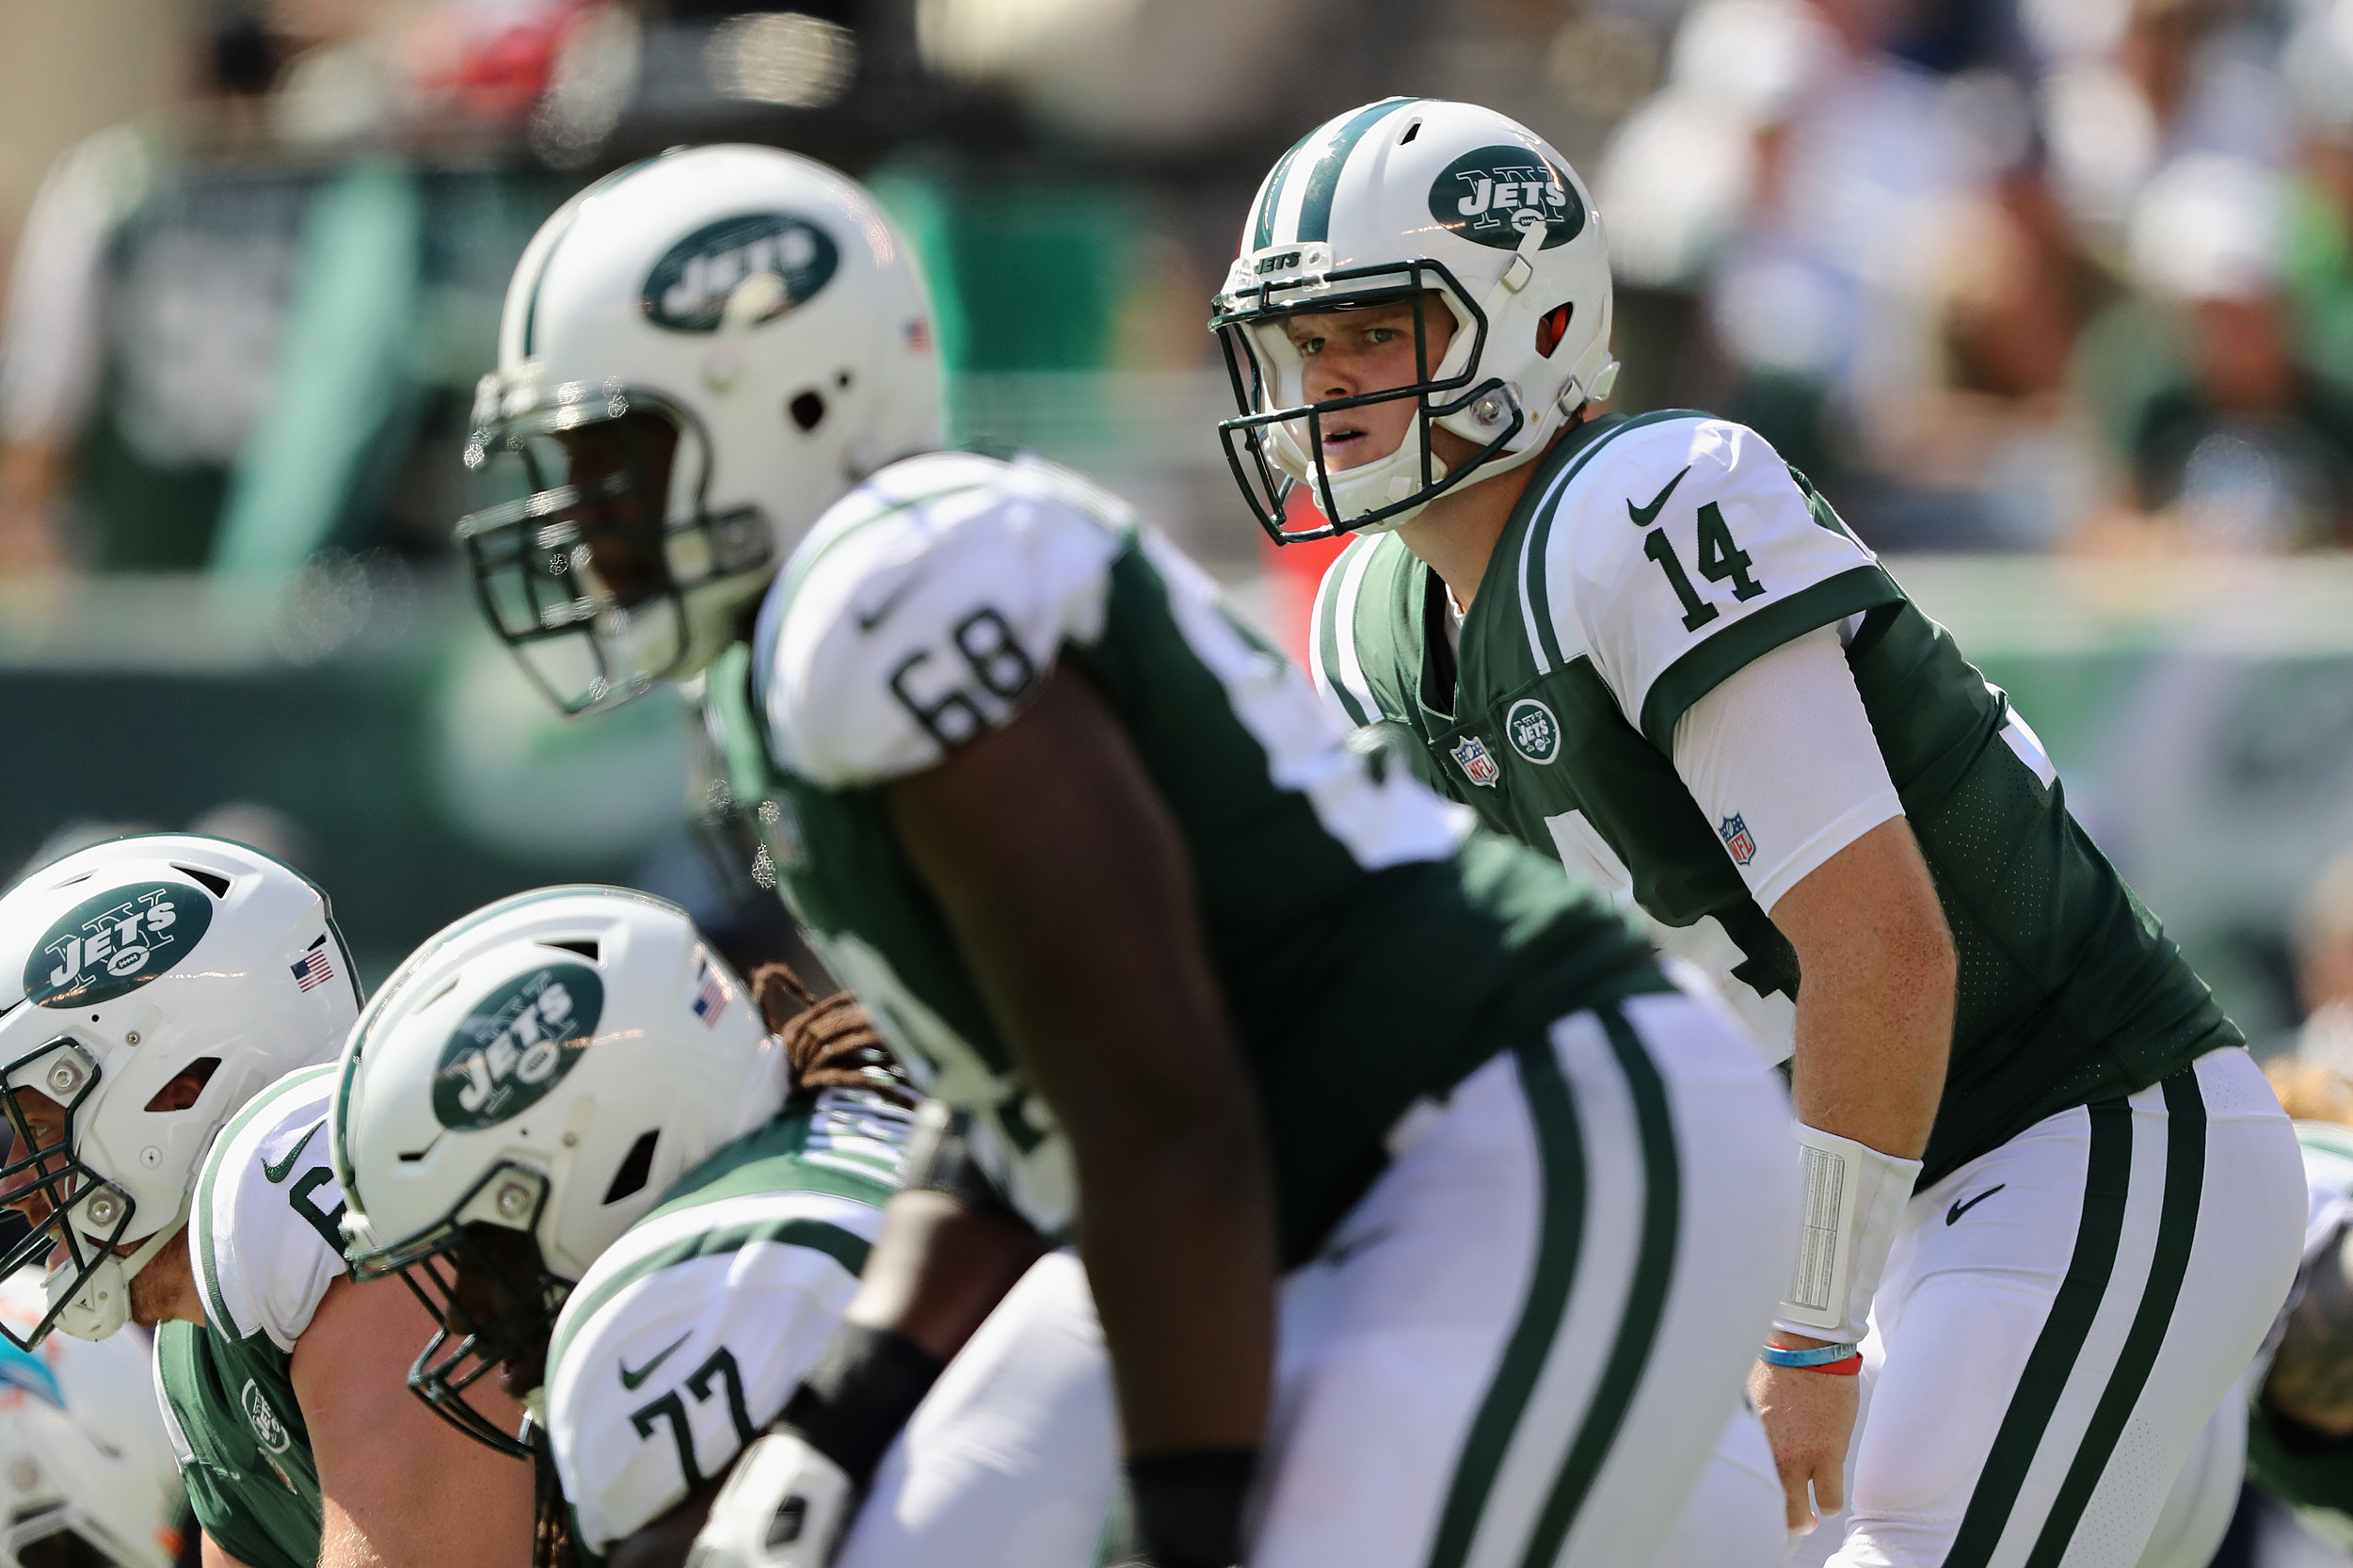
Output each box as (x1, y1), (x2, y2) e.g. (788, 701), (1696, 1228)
(1230, 97), (2306, 1565)
(454, 142), (1801, 1567)
(327, 886), (920, 1567)
(0, 834), (535, 1568)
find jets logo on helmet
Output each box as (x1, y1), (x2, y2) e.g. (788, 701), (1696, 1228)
(1211, 100), (1619, 543)
(642, 213), (840, 333)
(1430, 146), (1586, 251)
(434, 964), (602, 1129)
(26, 883), (213, 1009)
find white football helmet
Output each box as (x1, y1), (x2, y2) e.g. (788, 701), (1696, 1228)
(331, 886), (789, 1454)
(457, 143), (943, 715)
(0, 1280), (183, 1568)
(0, 836), (359, 1346)
(1210, 98), (1619, 540)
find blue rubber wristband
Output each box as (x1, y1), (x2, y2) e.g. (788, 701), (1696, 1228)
(1759, 1342), (1861, 1368)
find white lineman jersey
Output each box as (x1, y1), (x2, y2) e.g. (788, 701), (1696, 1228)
(544, 1089), (908, 1553)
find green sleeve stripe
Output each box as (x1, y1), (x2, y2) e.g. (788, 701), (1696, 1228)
(1518, 410), (1706, 674)
(1634, 564), (1903, 752)
(548, 1217), (871, 1374)
(1311, 537), (1376, 728)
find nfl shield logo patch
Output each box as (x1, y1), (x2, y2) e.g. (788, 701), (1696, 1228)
(1450, 734), (1501, 788)
(1720, 814), (1757, 866)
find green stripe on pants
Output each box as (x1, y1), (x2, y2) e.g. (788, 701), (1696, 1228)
(2021, 1071), (2207, 1567)
(1945, 1097), (2135, 1567)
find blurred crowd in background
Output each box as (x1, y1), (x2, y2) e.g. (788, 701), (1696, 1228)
(0, 0), (2350, 577)
(8, 0), (2353, 1054)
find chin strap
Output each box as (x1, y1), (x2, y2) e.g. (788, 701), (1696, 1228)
(50, 1197), (193, 1342)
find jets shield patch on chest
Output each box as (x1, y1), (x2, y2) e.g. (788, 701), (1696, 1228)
(1505, 699), (1561, 764)
(1450, 734), (1501, 788)
(1720, 814), (1757, 866)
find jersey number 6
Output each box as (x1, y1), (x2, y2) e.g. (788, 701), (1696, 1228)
(888, 608), (1041, 748)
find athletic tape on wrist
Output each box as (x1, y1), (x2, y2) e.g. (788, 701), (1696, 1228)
(1775, 1122), (1921, 1346)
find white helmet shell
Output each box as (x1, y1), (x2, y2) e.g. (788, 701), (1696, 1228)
(1212, 98), (1619, 539)
(0, 835), (359, 1345)
(460, 144), (943, 714)
(0, 1276), (183, 1568)
(333, 886), (788, 1288)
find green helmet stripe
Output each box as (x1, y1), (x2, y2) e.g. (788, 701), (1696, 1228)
(1293, 98), (1418, 246)
(520, 155), (668, 356)
(1251, 132), (1313, 252)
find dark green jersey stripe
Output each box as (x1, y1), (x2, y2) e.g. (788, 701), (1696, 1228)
(549, 1216), (871, 1373)
(1294, 98), (1417, 245)
(2021, 1070), (2207, 1568)
(1516, 1007), (1681, 1567)
(1425, 1032), (1587, 1568)
(1946, 1096), (2135, 1568)
(1515, 410), (1696, 672)
(1634, 564), (1902, 750)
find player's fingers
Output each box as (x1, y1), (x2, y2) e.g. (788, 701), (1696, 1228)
(1812, 1451), (1846, 1519)
(1774, 1455), (1814, 1532)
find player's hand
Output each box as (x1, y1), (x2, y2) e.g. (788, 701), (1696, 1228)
(1748, 1350), (1859, 1536)
(686, 1432), (856, 1568)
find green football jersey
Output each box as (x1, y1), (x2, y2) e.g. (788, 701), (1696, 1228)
(154, 1064), (348, 1568)
(541, 1091), (906, 1558)
(704, 448), (1662, 1264)
(1312, 410), (2237, 1187)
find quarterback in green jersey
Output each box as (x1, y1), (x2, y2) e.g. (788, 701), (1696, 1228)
(328, 887), (919, 1568)
(1211, 95), (2309, 1568)
(0, 834), (535, 1568)
(456, 143), (1804, 1568)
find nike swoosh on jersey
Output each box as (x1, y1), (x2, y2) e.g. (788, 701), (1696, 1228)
(1945, 1184), (2006, 1225)
(1626, 466), (1692, 529)
(619, 1333), (692, 1391)
(260, 1123), (324, 1187)
(854, 569), (925, 632)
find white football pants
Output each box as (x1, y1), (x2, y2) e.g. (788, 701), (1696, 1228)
(835, 988), (1800, 1568)
(1784, 1047), (2301, 1568)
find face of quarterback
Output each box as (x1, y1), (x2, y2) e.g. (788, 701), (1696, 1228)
(1281, 296), (1459, 471)
(552, 411), (681, 608)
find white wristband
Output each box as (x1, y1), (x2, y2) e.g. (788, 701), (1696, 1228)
(1775, 1121), (1921, 1346)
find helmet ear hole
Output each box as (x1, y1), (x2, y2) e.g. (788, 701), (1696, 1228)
(601, 1129), (658, 1205)
(789, 392), (827, 432)
(143, 1058), (218, 1113)
(1536, 303), (1574, 359)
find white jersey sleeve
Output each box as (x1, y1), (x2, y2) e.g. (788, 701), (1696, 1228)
(1670, 624), (1906, 913)
(760, 450), (1129, 789)
(1541, 415), (1898, 752)
(545, 1187), (889, 1552)
(185, 1064), (347, 1351)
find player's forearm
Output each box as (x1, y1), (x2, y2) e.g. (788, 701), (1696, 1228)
(841, 1187), (1045, 1362)
(1774, 819), (1955, 1161)
(886, 664), (1280, 1455)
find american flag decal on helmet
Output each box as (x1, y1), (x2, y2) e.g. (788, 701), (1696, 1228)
(692, 959), (729, 1028)
(290, 938), (335, 993)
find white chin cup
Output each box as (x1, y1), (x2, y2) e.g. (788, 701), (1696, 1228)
(1775, 1122), (1921, 1347)
(1310, 439), (1452, 534)
(47, 1223), (176, 1342)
